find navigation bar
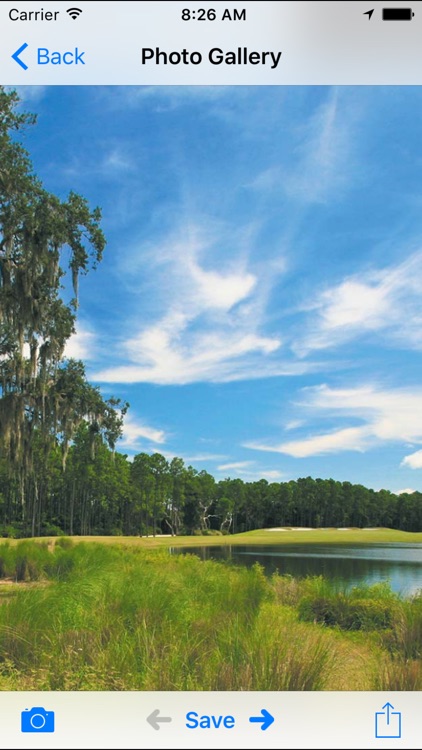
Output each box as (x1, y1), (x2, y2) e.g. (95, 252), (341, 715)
(2, 1), (422, 84)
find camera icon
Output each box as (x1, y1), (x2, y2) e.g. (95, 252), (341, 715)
(21, 707), (55, 733)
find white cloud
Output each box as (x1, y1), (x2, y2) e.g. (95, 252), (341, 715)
(401, 450), (422, 470)
(285, 419), (305, 431)
(182, 453), (227, 463)
(245, 383), (422, 461)
(120, 414), (166, 448)
(248, 469), (285, 481)
(216, 460), (284, 482)
(297, 251), (422, 355)
(397, 488), (417, 494)
(318, 281), (389, 329)
(218, 461), (254, 471)
(220, 467), (284, 481)
(64, 328), (96, 361)
(189, 263), (256, 311)
(145, 451), (227, 465)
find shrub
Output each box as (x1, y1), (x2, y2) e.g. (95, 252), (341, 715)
(382, 597), (422, 659)
(41, 524), (65, 537)
(298, 595), (393, 630)
(0, 543), (12, 578)
(0, 525), (21, 539)
(13, 541), (51, 582)
(55, 537), (75, 550)
(271, 573), (304, 607)
(44, 550), (75, 580)
(348, 599), (393, 629)
(374, 658), (422, 690)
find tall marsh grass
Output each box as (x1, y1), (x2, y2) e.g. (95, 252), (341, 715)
(0, 541), (420, 690)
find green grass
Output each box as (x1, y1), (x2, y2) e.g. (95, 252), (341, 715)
(0, 539), (421, 691)
(10, 526), (422, 549)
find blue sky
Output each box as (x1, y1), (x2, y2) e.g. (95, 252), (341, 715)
(15, 85), (422, 493)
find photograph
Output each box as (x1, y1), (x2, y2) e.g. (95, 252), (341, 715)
(0, 83), (421, 692)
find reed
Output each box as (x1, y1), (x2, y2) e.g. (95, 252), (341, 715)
(0, 541), (419, 691)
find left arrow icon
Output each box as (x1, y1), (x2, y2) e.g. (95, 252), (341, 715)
(147, 709), (172, 730)
(12, 43), (29, 70)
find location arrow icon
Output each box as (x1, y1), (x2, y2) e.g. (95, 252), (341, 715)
(249, 708), (274, 731)
(147, 709), (172, 730)
(12, 42), (29, 70)
(364, 9), (374, 20)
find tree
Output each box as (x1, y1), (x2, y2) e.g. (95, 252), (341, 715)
(0, 87), (125, 535)
(196, 469), (217, 531)
(216, 478), (245, 533)
(149, 453), (170, 536)
(166, 457), (186, 536)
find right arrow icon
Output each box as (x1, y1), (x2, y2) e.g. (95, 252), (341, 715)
(364, 9), (375, 20)
(249, 708), (274, 731)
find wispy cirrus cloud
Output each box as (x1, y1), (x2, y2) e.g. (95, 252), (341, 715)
(14, 85), (48, 103)
(295, 250), (422, 356)
(283, 90), (352, 203)
(216, 460), (284, 482)
(249, 89), (355, 205)
(182, 453), (227, 463)
(99, 86), (236, 110)
(96, 325), (282, 385)
(63, 143), (139, 180)
(88, 89), (360, 388)
(92, 221), (297, 385)
(249, 426), (374, 459)
(218, 461), (255, 471)
(245, 383), (422, 463)
(101, 147), (137, 173)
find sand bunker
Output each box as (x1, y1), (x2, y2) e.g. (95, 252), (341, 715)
(291, 527), (315, 531)
(266, 527), (315, 531)
(267, 528), (288, 531)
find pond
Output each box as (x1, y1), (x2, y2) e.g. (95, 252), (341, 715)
(171, 543), (422, 596)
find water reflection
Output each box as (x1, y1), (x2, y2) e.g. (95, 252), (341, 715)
(171, 543), (422, 596)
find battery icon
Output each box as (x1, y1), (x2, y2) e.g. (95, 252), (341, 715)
(382, 8), (415, 20)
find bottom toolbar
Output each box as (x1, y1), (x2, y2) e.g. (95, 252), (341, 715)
(0, 691), (419, 749)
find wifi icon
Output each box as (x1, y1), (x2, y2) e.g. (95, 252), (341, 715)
(66, 7), (83, 20)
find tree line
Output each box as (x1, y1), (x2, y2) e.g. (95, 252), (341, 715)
(0, 434), (421, 536)
(0, 88), (420, 539)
